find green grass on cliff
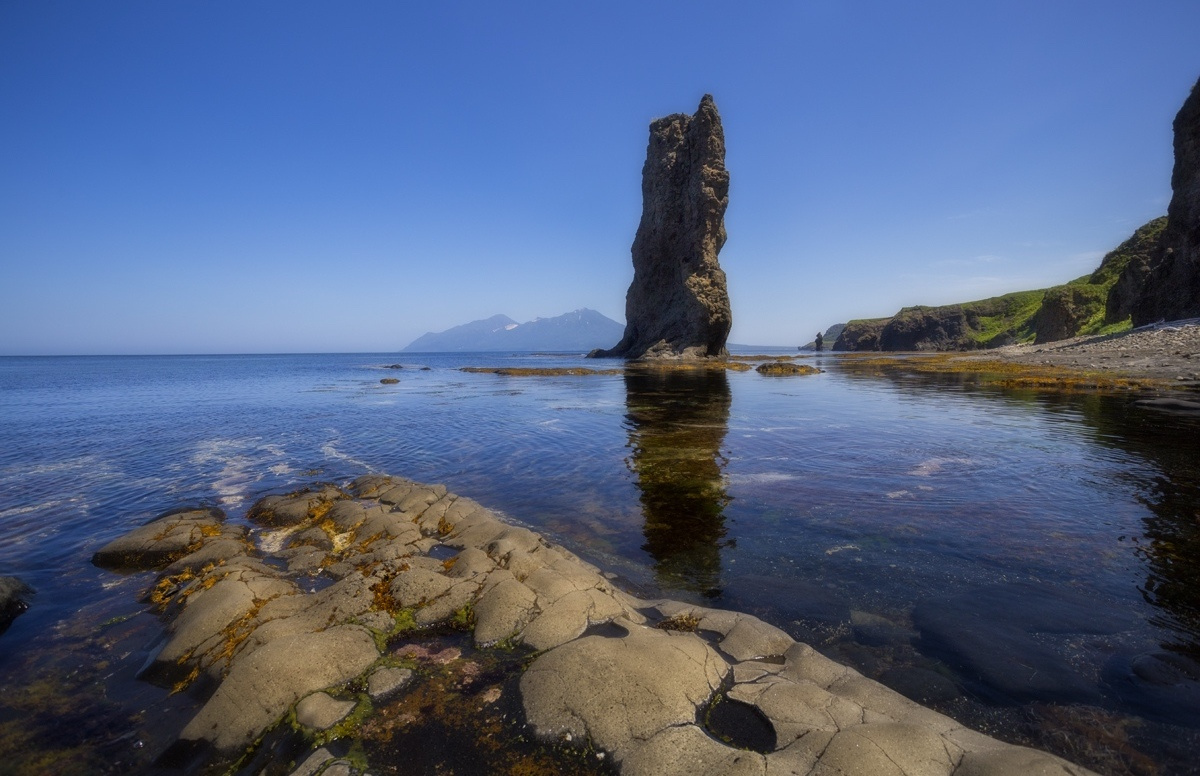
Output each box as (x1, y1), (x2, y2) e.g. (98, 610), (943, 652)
(834, 217), (1165, 350)
(961, 289), (1045, 346)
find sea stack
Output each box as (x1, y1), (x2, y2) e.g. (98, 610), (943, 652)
(591, 95), (732, 359)
(1122, 76), (1200, 325)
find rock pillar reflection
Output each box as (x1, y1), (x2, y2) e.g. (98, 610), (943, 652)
(623, 366), (731, 597)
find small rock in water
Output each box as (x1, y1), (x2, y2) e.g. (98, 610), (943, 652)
(367, 667), (413, 700)
(879, 667), (960, 704)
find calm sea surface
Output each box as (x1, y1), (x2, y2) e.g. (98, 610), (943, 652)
(1, 352), (1198, 774)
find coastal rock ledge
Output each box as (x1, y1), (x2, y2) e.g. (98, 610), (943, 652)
(94, 474), (1096, 775)
(591, 95), (733, 360)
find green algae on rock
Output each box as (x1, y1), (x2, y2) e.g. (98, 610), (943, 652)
(755, 361), (822, 376)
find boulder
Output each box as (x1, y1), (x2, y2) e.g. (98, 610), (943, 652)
(592, 95), (732, 359)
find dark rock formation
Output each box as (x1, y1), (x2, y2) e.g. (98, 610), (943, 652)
(1122, 77), (1200, 325)
(1102, 218), (1169, 322)
(0, 576), (32, 635)
(835, 306), (976, 352)
(833, 318), (888, 351)
(592, 95), (732, 359)
(800, 323), (845, 351)
(879, 306), (971, 351)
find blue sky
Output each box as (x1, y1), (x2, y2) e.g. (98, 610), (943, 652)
(2, 1), (1198, 354)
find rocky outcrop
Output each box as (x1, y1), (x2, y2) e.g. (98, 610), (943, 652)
(835, 306), (979, 352)
(93, 473), (1098, 775)
(833, 318), (888, 351)
(1035, 285), (1106, 343)
(592, 95), (732, 359)
(880, 306), (971, 350)
(1122, 78), (1200, 325)
(801, 323), (845, 351)
(755, 361), (821, 375)
(91, 506), (235, 569)
(1102, 218), (1169, 322)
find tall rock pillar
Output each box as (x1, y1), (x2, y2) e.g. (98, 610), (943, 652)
(592, 95), (732, 359)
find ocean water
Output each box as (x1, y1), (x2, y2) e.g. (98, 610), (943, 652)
(0, 352), (1198, 774)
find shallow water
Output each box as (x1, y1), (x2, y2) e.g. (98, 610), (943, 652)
(0, 352), (1198, 774)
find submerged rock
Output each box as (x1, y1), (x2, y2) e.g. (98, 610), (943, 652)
(913, 582), (1130, 704)
(0, 575), (32, 634)
(592, 95), (732, 360)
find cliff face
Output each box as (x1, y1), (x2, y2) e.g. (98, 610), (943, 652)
(592, 95), (732, 359)
(833, 319), (887, 351)
(879, 307), (970, 351)
(834, 292), (1043, 352)
(1122, 77), (1200, 325)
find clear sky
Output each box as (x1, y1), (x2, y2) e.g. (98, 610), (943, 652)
(2, 1), (1198, 354)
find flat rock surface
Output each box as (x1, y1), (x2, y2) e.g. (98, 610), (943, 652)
(521, 623), (727, 759)
(295, 692), (356, 730)
(95, 474), (1100, 775)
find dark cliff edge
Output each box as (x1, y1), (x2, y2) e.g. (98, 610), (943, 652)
(1119, 77), (1200, 326)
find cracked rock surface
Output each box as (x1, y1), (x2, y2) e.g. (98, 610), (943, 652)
(94, 474), (1097, 775)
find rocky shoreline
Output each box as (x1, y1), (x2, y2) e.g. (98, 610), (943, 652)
(93, 474), (1099, 775)
(968, 319), (1200, 388)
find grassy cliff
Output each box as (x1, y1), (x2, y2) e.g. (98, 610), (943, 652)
(834, 217), (1167, 351)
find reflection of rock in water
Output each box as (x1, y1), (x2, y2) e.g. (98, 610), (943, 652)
(843, 368), (1200, 662)
(624, 367), (731, 596)
(1074, 394), (1200, 659)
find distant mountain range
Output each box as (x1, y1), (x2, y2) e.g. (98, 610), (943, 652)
(401, 309), (625, 352)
